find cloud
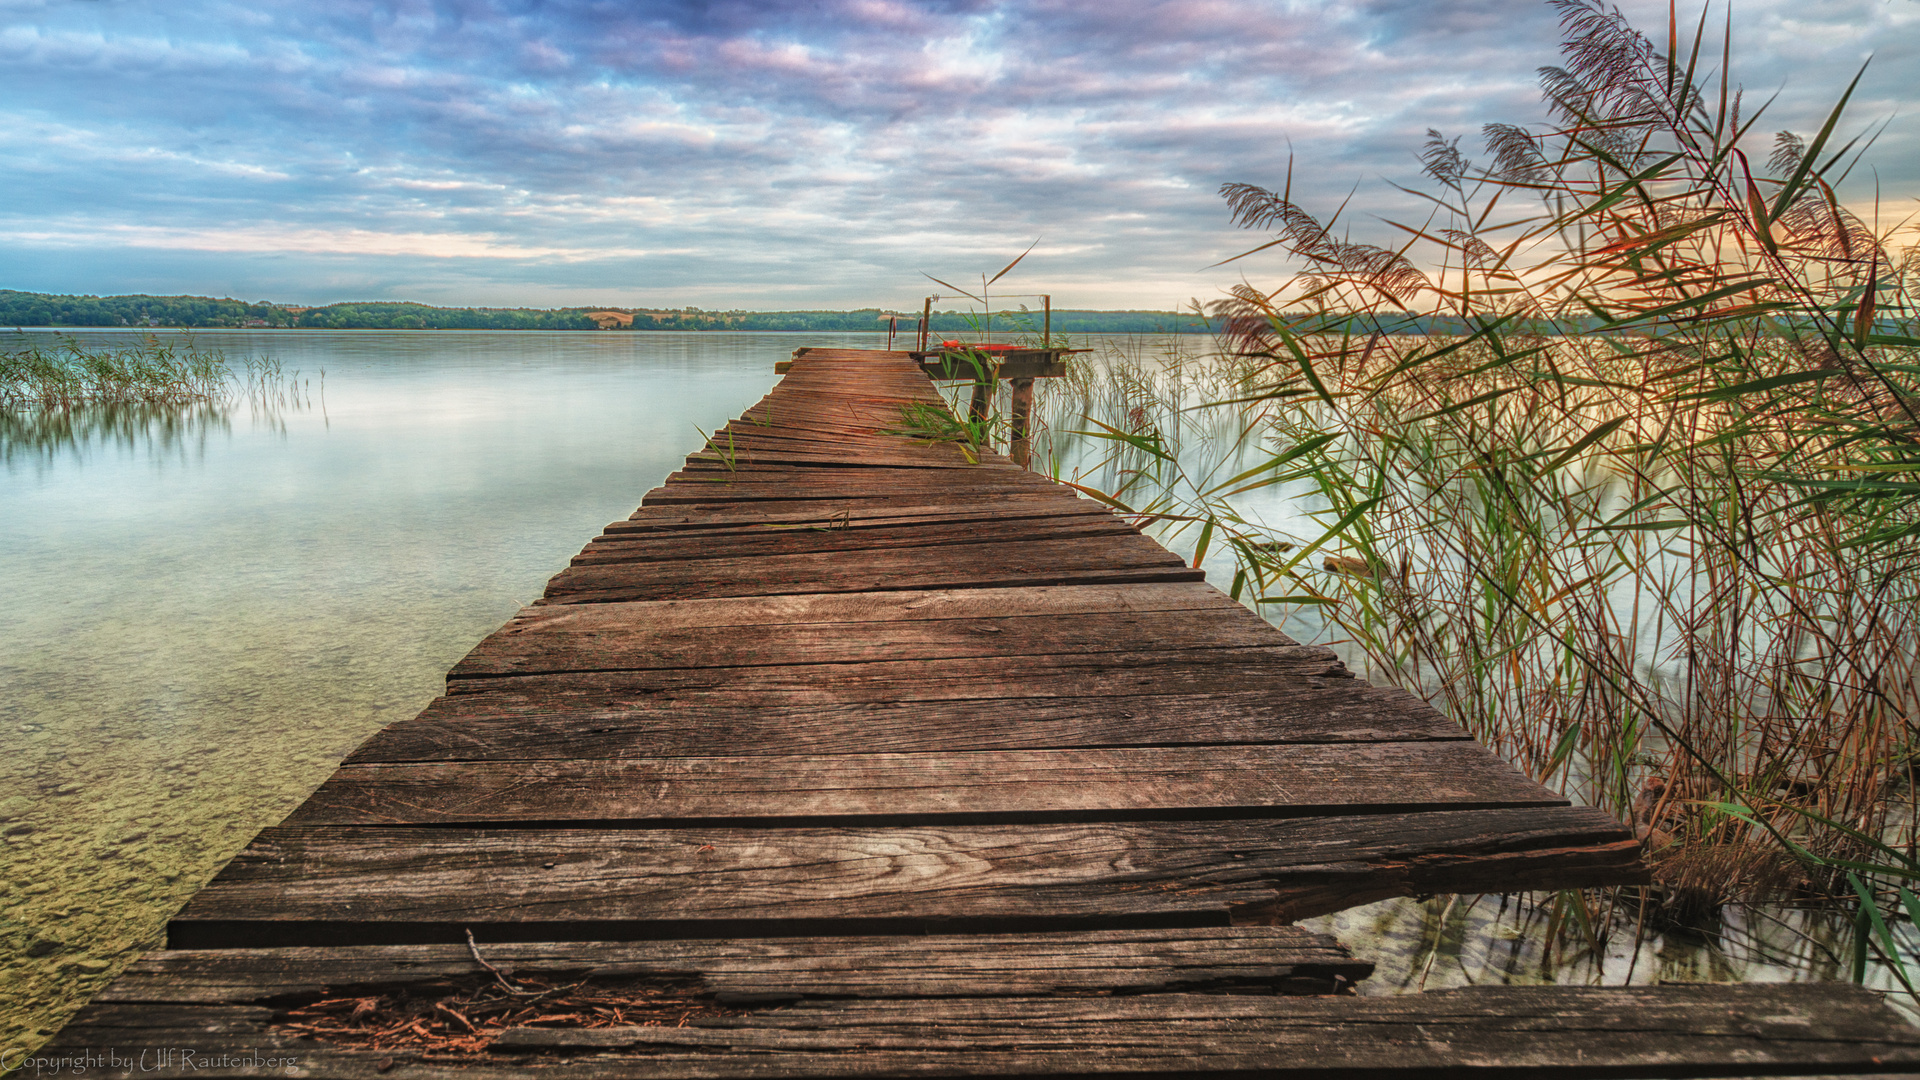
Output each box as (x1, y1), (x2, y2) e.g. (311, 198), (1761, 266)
(0, 0), (1914, 308)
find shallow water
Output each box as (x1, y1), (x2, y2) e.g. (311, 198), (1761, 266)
(0, 329), (856, 1054)
(2, 331), (1905, 1059)
(1016, 343), (1917, 999)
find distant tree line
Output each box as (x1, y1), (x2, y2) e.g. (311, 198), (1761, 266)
(0, 291), (296, 329)
(12, 290), (1732, 338)
(295, 302), (597, 330)
(0, 291), (1228, 334)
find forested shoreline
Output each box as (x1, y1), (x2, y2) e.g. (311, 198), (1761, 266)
(0, 290), (1218, 334)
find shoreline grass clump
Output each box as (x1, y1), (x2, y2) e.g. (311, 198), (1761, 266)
(1056, 0), (1920, 984)
(0, 333), (280, 408)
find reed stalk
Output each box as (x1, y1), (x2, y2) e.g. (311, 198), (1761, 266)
(0, 334), (279, 408)
(1062, 0), (1920, 982)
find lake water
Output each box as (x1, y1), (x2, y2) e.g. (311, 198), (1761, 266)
(0, 330), (1898, 1056)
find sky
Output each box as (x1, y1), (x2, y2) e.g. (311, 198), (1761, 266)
(3, 0), (1917, 311)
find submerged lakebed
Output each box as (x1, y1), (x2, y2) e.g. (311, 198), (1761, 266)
(0, 330), (1899, 1055)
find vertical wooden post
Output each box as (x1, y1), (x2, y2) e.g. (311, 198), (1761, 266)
(969, 377), (992, 427)
(1042, 295), (1050, 347)
(919, 297), (933, 352)
(1009, 376), (1035, 469)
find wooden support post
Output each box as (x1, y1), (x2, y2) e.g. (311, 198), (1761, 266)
(1010, 376), (1035, 469)
(1042, 295), (1050, 348)
(968, 376), (992, 429)
(920, 297), (933, 352)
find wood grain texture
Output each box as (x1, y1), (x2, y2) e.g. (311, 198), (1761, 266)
(55, 346), (1780, 1077)
(285, 742), (1565, 827)
(169, 808), (1644, 947)
(48, 985), (1917, 1078)
(452, 597), (1304, 680)
(499, 583), (1250, 631)
(704, 427), (961, 452)
(576, 516), (1144, 565)
(686, 450), (988, 471)
(659, 465), (1055, 489)
(439, 647), (1355, 700)
(485, 985), (1920, 1073)
(609, 496), (1112, 534)
(638, 474), (1047, 505)
(342, 684), (1469, 764)
(712, 426), (953, 450)
(88, 927), (1368, 1004)
(539, 536), (1201, 604)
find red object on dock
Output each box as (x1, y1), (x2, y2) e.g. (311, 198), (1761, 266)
(939, 340), (1021, 351)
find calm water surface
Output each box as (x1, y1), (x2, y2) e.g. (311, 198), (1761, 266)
(0, 330), (855, 1052)
(1, 330), (1901, 1056)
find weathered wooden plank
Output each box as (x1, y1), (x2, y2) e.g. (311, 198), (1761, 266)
(728, 415), (933, 435)
(44, 984), (1920, 1078)
(540, 536), (1200, 603)
(768, 365), (935, 383)
(703, 431), (964, 458)
(485, 985), (1920, 1074)
(647, 473), (1033, 493)
(731, 406), (953, 436)
(169, 808), (1644, 947)
(440, 646), (1353, 699)
(87, 927), (1369, 1004)
(696, 438), (989, 467)
(762, 367), (932, 385)
(661, 462), (1048, 485)
(639, 478), (1051, 505)
(493, 584), (1249, 634)
(54, 344), (1890, 1080)
(735, 394), (946, 416)
(718, 416), (931, 439)
(655, 472), (1051, 492)
(678, 460), (1019, 476)
(767, 381), (936, 396)
(692, 430), (970, 456)
(575, 515), (1143, 565)
(728, 412), (909, 434)
(641, 478), (1052, 499)
(733, 392), (933, 416)
(538, 567), (1208, 606)
(764, 369), (938, 385)
(741, 380), (936, 401)
(449, 619), (1315, 680)
(676, 460), (1026, 480)
(286, 742), (1564, 827)
(343, 684), (1468, 765)
(686, 451), (988, 471)
(606, 501), (1115, 538)
(451, 599), (1308, 679)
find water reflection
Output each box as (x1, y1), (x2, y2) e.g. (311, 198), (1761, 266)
(0, 330), (796, 1057)
(5, 330), (1907, 1060)
(3, 389), (310, 473)
(1304, 891), (1909, 996)
(7, 401), (231, 470)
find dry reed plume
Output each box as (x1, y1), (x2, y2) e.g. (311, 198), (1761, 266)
(1056, 0), (1920, 984)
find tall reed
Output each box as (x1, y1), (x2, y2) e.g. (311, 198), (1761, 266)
(0, 334), (273, 407)
(1055, 0), (1920, 981)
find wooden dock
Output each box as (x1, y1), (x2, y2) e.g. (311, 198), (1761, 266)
(44, 349), (1920, 1075)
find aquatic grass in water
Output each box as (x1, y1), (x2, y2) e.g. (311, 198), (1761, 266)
(1028, 321), (1920, 992)
(0, 334), (289, 407)
(0, 329), (819, 1059)
(1039, 0), (1920, 988)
